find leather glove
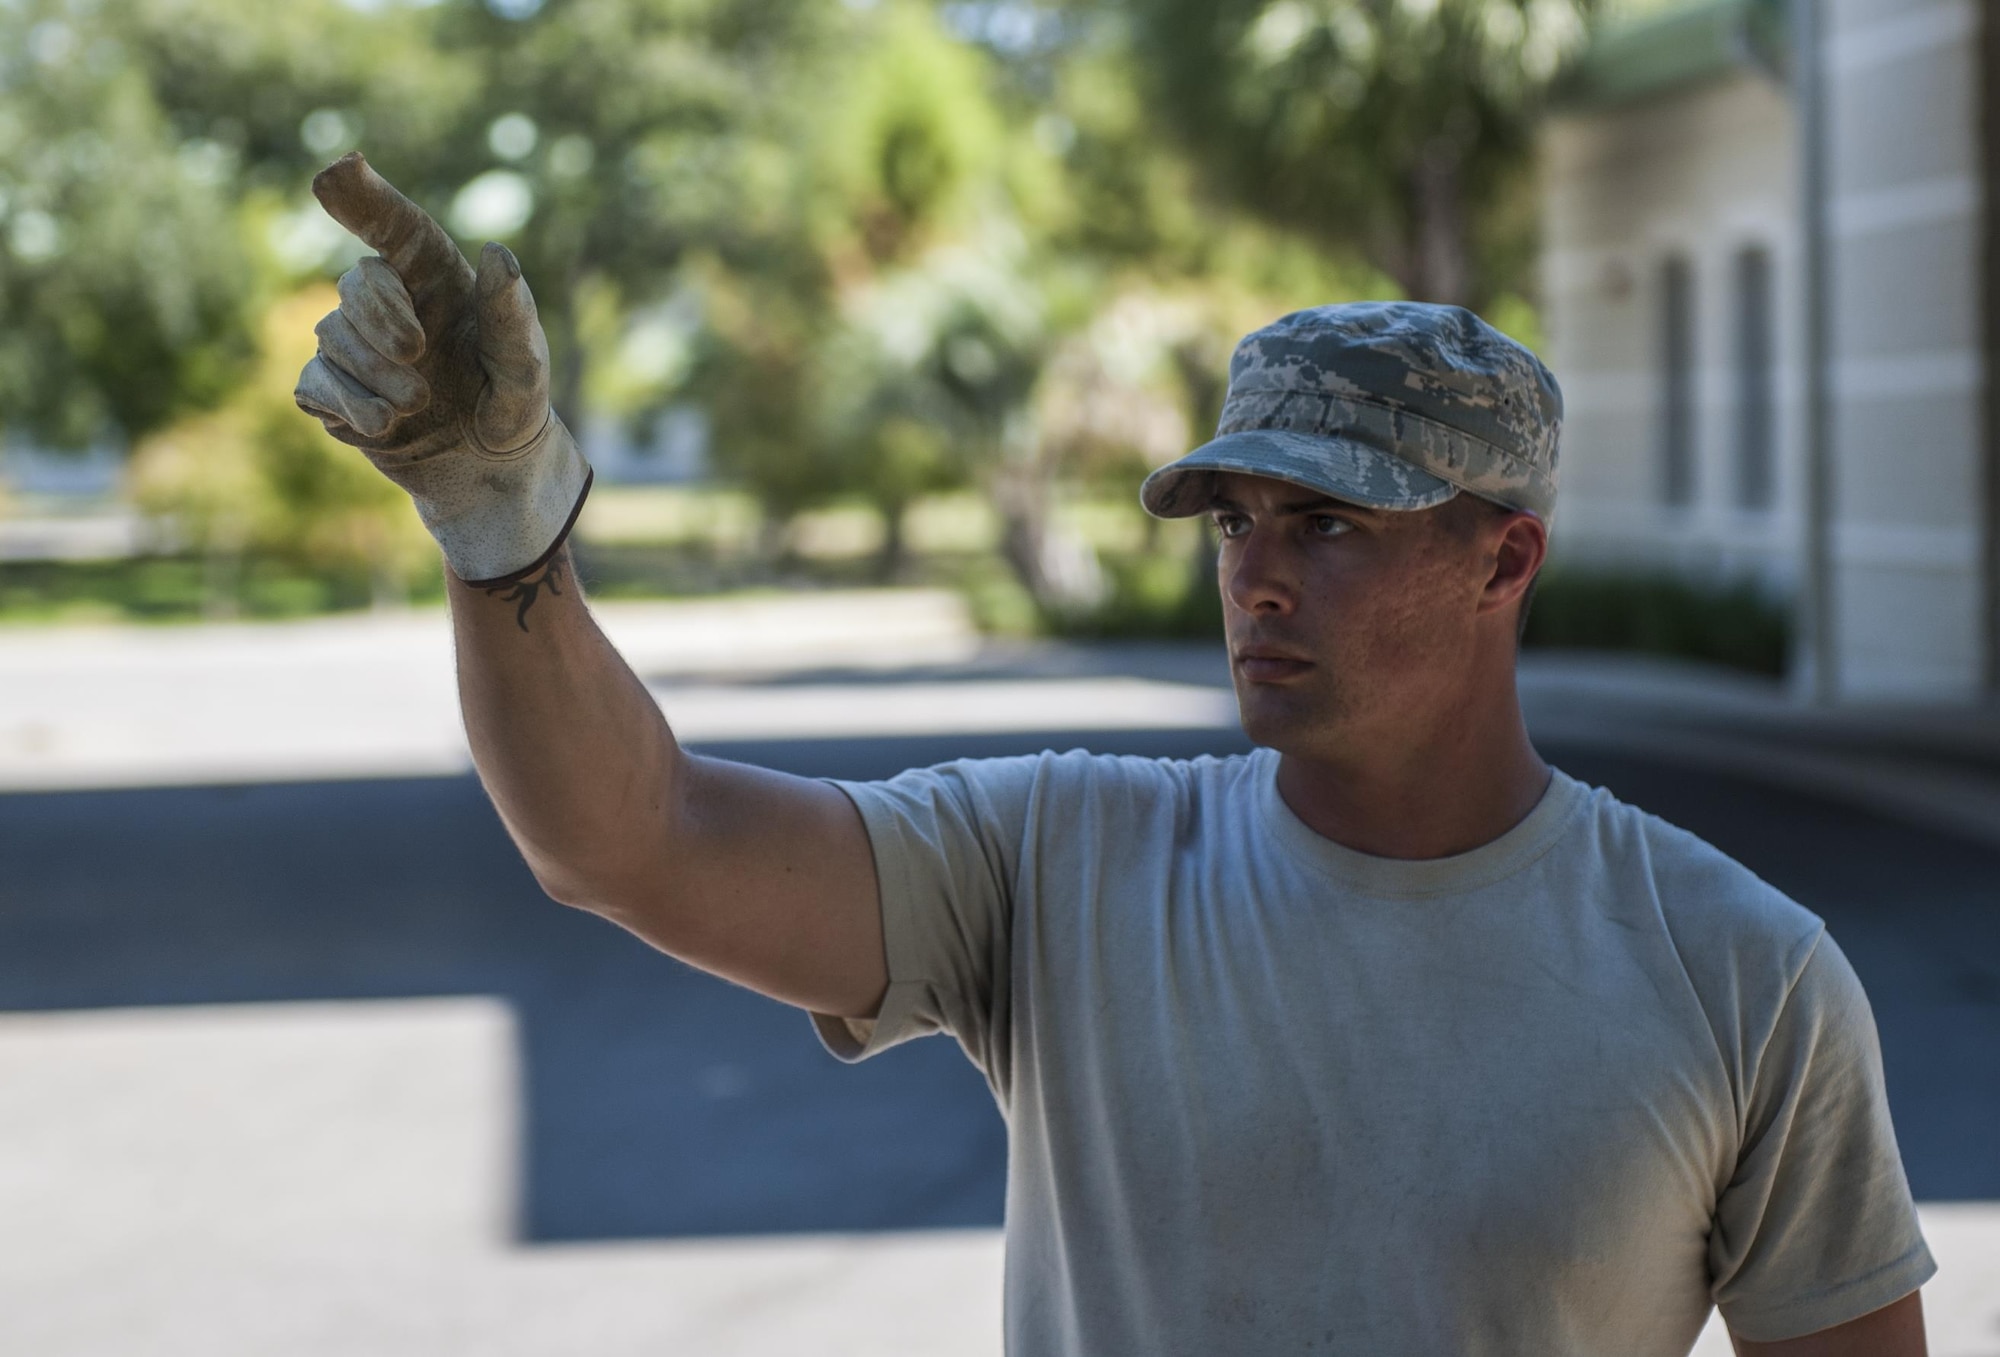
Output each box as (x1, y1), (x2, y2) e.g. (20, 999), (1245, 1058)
(294, 152), (591, 587)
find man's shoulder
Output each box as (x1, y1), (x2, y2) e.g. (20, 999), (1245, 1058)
(896, 746), (1257, 795)
(858, 746), (1260, 827)
(1565, 771), (1826, 1012)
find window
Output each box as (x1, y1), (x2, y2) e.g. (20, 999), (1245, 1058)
(1659, 254), (1696, 506)
(1733, 245), (1776, 510)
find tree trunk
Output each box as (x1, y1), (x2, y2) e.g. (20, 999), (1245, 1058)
(202, 513), (246, 621)
(875, 498), (908, 583)
(992, 467), (1106, 621)
(549, 271), (588, 434)
(993, 460), (1054, 604)
(755, 510), (792, 573)
(1406, 142), (1473, 308)
(989, 412), (1108, 620)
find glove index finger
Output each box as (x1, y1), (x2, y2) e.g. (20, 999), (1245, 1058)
(312, 152), (469, 306)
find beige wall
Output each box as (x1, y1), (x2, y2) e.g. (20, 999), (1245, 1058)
(1542, 70), (1800, 587)
(1822, 0), (1989, 700)
(1541, 0), (1997, 702)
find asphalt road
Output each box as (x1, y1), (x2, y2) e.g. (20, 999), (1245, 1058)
(2, 727), (1996, 1243)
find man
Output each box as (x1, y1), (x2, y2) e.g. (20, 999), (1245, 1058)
(296, 152), (1934, 1355)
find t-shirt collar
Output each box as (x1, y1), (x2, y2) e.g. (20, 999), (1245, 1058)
(1253, 746), (1588, 898)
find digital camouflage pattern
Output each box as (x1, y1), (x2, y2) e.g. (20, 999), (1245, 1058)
(1141, 302), (1562, 520)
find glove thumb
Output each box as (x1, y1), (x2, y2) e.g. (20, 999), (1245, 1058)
(472, 241), (552, 453)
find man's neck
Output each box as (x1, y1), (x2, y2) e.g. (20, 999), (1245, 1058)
(1272, 696), (1551, 862)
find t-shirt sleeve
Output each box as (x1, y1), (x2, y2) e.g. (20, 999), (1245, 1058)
(1709, 930), (1935, 1341)
(807, 754), (1046, 1087)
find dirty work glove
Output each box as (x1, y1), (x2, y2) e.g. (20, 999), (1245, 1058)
(294, 152), (591, 587)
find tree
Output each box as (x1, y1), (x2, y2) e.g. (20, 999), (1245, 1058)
(9, 0), (1587, 634)
(1120, 0), (1594, 308)
(0, 0), (486, 452)
(127, 287), (435, 600)
(0, 0), (258, 449)
(414, 0), (836, 428)
(819, 225), (1049, 581)
(781, 4), (1042, 578)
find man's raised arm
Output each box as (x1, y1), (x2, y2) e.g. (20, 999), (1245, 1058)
(294, 153), (887, 1020)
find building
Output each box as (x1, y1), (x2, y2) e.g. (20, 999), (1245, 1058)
(1541, 0), (1999, 702)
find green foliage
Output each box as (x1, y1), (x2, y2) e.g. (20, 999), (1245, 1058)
(694, 7), (1065, 552)
(0, 555), (446, 625)
(1522, 568), (1791, 676)
(815, 3), (1008, 264)
(1041, 542), (1224, 639)
(127, 288), (436, 590)
(1036, 43), (1210, 266)
(0, 3), (258, 447)
(1120, 0), (1594, 305)
(0, 0), (1595, 626)
(692, 265), (834, 524)
(106, 0), (478, 187)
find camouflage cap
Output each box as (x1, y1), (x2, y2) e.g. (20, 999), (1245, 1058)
(1140, 302), (1562, 521)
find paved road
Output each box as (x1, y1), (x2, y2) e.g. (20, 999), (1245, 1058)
(3, 724), (1996, 1245)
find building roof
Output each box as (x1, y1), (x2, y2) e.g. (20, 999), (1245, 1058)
(1555, 0), (1787, 110)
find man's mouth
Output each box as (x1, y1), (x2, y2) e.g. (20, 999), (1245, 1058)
(1234, 648), (1315, 683)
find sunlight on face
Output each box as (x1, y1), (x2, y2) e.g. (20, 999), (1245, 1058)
(1208, 472), (1489, 758)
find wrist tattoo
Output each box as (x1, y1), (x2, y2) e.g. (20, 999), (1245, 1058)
(484, 553), (568, 632)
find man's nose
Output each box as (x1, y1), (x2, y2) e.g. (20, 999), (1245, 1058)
(1223, 527), (1299, 615)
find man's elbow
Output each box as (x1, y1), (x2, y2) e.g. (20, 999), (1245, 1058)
(527, 860), (605, 913)
(519, 844), (664, 921)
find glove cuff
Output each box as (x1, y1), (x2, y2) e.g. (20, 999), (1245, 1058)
(455, 460), (594, 589)
(401, 416), (594, 586)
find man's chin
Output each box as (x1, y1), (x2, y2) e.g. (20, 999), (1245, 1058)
(1233, 685), (1328, 750)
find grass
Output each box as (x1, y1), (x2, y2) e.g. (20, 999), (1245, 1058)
(0, 555), (446, 625)
(575, 485), (763, 550)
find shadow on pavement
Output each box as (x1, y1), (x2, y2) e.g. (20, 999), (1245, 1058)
(1, 729), (1994, 1243)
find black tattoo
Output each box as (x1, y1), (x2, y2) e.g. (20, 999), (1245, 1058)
(485, 554), (567, 632)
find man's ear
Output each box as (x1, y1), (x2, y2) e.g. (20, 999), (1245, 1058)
(1477, 511), (1548, 620)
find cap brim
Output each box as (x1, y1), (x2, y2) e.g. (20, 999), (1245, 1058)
(1140, 429), (1460, 519)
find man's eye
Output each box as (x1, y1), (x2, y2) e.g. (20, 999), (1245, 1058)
(1309, 515), (1350, 537)
(1212, 514), (1247, 537)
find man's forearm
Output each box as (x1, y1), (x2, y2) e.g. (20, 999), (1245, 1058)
(448, 548), (679, 910)
(297, 155), (886, 1016)
(445, 547), (890, 1017)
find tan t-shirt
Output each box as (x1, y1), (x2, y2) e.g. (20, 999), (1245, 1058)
(815, 748), (1933, 1354)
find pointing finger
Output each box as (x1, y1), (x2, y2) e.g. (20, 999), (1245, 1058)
(336, 257), (425, 365)
(312, 152), (472, 316)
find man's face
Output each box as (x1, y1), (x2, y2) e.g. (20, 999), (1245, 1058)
(1208, 471), (1492, 756)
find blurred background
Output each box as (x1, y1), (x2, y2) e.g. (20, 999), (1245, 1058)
(1, 0), (1997, 1352)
